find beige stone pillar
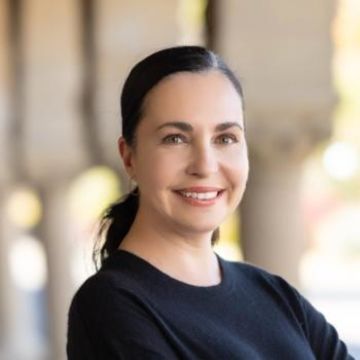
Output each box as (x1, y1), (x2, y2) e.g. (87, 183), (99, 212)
(0, 2), (7, 171)
(22, 1), (86, 358)
(0, 0), (11, 183)
(216, 0), (337, 286)
(22, 0), (88, 181)
(241, 158), (307, 285)
(95, 0), (182, 168)
(39, 183), (75, 360)
(0, 1), (17, 358)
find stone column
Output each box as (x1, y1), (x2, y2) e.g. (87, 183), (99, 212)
(241, 156), (307, 285)
(216, 0), (337, 286)
(22, 0), (88, 180)
(22, 1), (86, 358)
(38, 183), (76, 360)
(0, 0), (11, 184)
(0, 1), (17, 358)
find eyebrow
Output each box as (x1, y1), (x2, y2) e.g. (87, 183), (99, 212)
(156, 121), (244, 132)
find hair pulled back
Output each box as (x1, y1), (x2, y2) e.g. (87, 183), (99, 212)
(94, 46), (244, 269)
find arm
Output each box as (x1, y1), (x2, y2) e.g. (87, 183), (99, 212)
(271, 275), (355, 360)
(67, 298), (97, 360)
(297, 293), (355, 360)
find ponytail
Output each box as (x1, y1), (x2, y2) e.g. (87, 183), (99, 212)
(93, 188), (139, 270)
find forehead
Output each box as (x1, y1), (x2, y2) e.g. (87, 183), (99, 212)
(141, 70), (244, 127)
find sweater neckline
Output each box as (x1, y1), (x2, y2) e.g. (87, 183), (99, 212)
(104, 249), (234, 294)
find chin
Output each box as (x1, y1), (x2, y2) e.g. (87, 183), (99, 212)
(179, 222), (221, 236)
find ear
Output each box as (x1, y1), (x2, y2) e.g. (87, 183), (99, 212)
(118, 136), (136, 179)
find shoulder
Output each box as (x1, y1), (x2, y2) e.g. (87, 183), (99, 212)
(68, 267), (154, 344)
(223, 258), (309, 325)
(70, 270), (117, 306)
(224, 259), (338, 340)
(71, 250), (150, 305)
(70, 265), (141, 310)
(223, 259), (354, 358)
(67, 265), (179, 359)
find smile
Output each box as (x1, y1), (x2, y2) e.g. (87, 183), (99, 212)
(173, 188), (225, 207)
(179, 191), (218, 200)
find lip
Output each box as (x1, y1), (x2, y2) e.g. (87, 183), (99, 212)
(175, 186), (224, 192)
(173, 188), (225, 207)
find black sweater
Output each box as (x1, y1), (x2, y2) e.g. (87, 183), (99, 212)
(67, 250), (354, 359)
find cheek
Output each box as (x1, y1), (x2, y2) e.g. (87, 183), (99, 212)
(135, 148), (182, 189)
(222, 147), (249, 184)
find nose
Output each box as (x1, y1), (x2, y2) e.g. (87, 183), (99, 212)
(186, 142), (219, 177)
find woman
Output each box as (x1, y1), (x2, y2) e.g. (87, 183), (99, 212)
(67, 46), (354, 359)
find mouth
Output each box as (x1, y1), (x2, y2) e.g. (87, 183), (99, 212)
(173, 188), (225, 206)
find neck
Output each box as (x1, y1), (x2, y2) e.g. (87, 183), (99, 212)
(118, 207), (221, 286)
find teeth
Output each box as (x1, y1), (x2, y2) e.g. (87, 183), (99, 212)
(180, 191), (218, 200)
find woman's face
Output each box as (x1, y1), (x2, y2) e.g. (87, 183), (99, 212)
(120, 70), (249, 239)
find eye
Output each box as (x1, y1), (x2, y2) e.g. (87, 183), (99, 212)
(162, 134), (188, 144)
(215, 134), (238, 145)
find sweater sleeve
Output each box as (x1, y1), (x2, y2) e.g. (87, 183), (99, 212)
(66, 275), (179, 360)
(271, 275), (355, 360)
(296, 293), (355, 360)
(67, 296), (97, 360)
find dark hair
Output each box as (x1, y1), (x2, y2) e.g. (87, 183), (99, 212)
(93, 45), (244, 269)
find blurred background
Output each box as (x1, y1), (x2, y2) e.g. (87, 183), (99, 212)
(0, 0), (359, 359)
